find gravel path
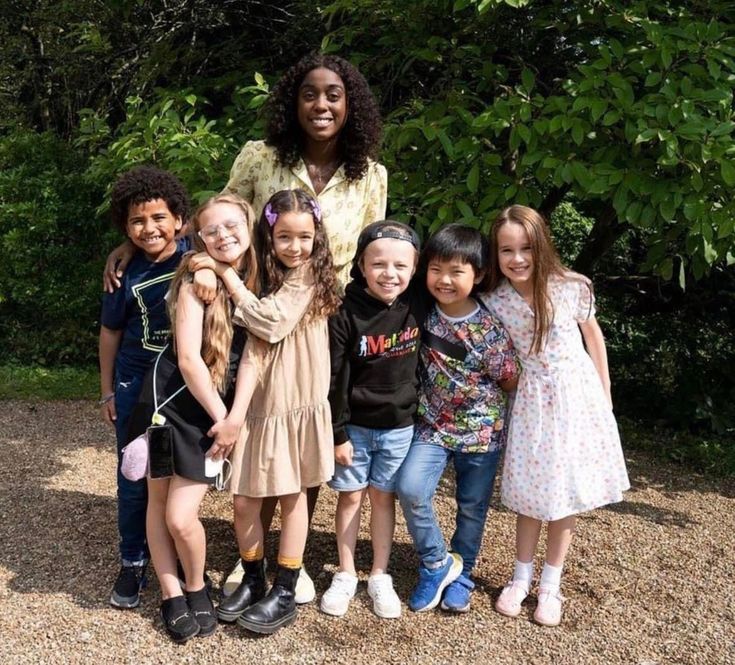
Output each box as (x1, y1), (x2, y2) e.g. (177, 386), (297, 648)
(0, 400), (732, 664)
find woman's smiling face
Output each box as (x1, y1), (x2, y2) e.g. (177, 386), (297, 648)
(297, 67), (348, 144)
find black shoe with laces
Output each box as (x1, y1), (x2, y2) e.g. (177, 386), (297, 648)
(186, 587), (217, 637)
(160, 596), (200, 644)
(110, 562), (147, 609)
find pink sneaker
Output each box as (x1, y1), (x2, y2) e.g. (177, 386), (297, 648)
(534, 586), (564, 626)
(495, 580), (529, 618)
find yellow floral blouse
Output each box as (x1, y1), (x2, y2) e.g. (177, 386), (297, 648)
(222, 140), (387, 285)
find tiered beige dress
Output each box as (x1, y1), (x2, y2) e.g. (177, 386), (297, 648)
(228, 262), (334, 498)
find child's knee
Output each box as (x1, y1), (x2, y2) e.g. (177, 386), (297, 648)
(395, 476), (424, 506)
(233, 494), (262, 523)
(165, 510), (197, 539)
(233, 494), (250, 516)
(338, 489), (365, 508)
(367, 486), (394, 506)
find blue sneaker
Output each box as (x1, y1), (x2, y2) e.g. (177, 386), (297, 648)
(440, 574), (475, 612)
(409, 552), (463, 612)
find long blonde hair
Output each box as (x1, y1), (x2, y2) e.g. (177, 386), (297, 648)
(168, 194), (258, 392)
(488, 205), (587, 354)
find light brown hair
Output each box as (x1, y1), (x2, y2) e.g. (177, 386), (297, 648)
(488, 205), (588, 354)
(168, 194), (258, 392)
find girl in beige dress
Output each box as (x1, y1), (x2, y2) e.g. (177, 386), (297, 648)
(191, 189), (341, 634)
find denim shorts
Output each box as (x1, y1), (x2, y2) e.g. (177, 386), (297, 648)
(328, 424), (414, 493)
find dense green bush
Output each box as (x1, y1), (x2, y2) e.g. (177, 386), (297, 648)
(0, 132), (108, 365)
(547, 201), (735, 473)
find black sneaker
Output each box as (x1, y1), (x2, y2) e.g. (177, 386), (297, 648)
(110, 562), (147, 609)
(160, 596), (200, 644)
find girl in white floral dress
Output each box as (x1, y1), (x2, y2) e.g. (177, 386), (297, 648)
(480, 205), (629, 627)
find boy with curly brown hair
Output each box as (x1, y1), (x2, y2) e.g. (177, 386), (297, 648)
(99, 165), (189, 609)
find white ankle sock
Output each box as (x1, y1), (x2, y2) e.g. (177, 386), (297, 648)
(512, 560), (534, 590)
(539, 562), (562, 590)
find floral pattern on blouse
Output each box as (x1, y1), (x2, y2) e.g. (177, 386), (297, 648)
(223, 140), (387, 285)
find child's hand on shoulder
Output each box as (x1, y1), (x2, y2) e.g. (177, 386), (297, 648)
(189, 251), (230, 277)
(499, 375), (519, 393)
(189, 253), (219, 303)
(335, 441), (353, 466)
(189, 251), (218, 273)
(103, 241), (135, 292)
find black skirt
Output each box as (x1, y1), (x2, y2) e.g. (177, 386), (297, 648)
(128, 329), (245, 483)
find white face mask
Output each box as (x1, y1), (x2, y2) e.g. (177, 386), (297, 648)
(205, 457), (232, 492)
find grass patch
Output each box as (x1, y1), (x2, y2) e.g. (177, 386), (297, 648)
(0, 365), (98, 400)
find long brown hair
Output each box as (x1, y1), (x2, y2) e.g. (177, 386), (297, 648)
(168, 194), (258, 392)
(488, 205), (578, 354)
(256, 189), (341, 318)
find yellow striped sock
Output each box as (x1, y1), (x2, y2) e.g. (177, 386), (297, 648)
(277, 555), (302, 570)
(240, 547), (263, 562)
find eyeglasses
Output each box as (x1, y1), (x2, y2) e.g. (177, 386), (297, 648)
(197, 219), (245, 241)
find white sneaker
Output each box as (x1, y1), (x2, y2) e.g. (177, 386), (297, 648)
(320, 571), (358, 616)
(222, 559), (244, 597)
(294, 565), (316, 604)
(367, 573), (401, 619)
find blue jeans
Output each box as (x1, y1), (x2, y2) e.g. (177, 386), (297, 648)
(114, 365), (148, 563)
(396, 442), (501, 576)
(328, 424), (413, 493)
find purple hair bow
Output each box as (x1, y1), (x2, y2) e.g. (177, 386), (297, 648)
(309, 198), (322, 223)
(264, 202), (278, 227)
(264, 198), (322, 227)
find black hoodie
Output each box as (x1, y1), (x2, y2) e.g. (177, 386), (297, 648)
(328, 281), (427, 445)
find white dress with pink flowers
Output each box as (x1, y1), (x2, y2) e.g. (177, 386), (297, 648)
(480, 276), (629, 521)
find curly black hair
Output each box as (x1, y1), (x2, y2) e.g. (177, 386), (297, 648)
(265, 53), (382, 182)
(256, 189), (341, 318)
(109, 165), (190, 233)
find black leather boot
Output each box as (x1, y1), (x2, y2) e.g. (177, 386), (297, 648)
(216, 559), (267, 623)
(237, 565), (299, 634)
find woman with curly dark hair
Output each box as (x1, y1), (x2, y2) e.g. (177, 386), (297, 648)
(103, 54), (385, 291)
(217, 53), (386, 604)
(222, 53), (386, 286)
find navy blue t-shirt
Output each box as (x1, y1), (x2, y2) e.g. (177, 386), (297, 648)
(101, 237), (190, 376)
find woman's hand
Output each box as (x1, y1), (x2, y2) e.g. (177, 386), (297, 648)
(103, 241), (135, 292)
(207, 417), (241, 460)
(334, 441), (353, 467)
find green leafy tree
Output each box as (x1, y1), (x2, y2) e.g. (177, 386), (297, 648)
(323, 0), (735, 283)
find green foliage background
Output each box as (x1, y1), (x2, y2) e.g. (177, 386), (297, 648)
(0, 0), (733, 471)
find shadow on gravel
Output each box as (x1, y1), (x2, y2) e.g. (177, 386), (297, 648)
(0, 484), (238, 609)
(623, 452), (735, 499)
(601, 500), (696, 527)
